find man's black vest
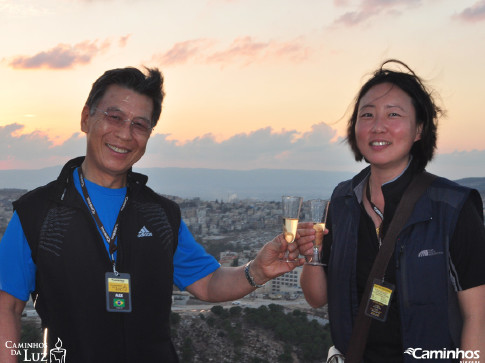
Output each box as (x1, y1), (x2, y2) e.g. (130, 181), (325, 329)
(14, 157), (181, 363)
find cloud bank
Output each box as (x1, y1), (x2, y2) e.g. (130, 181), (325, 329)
(1, 122), (484, 180)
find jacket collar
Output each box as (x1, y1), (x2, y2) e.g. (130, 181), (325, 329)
(345, 160), (433, 232)
(347, 166), (371, 204)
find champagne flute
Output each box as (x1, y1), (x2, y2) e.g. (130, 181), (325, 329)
(281, 196), (303, 262)
(306, 199), (329, 266)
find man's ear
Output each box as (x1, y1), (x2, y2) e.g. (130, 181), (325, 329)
(81, 105), (90, 133)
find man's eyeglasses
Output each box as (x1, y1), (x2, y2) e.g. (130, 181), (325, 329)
(97, 108), (153, 136)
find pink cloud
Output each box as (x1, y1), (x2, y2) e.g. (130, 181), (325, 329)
(118, 34), (132, 47)
(155, 39), (215, 66)
(205, 37), (269, 65)
(154, 36), (310, 67)
(8, 36), (130, 70)
(333, 0), (421, 27)
(268, 39), (310, 63)
(334, 0), (351, 6)
(454, 1), (485, 23)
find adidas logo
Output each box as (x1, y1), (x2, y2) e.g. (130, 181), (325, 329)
(137, 226), (153, 238)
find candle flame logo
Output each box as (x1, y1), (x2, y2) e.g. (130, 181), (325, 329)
(50, 337), (67, 363)
(54, 338), (62, 350)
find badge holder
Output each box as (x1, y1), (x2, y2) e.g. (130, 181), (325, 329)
(364, 279), (395, 322)
(105, 272), (132, 313)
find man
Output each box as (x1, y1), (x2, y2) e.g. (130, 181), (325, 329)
(0, 67), (304, 362)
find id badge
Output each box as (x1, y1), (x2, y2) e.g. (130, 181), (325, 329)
(105, 272), (132, 313)
(364, 279), (395, 322)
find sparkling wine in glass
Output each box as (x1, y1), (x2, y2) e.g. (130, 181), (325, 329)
(281, 196), (303, 262)
(306, 199), (329, 266)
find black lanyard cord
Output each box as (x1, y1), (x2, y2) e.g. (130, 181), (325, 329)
(78, 168), (129, 270)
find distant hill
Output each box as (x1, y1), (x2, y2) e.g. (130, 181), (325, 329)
(0, 166), (62, 191)
(1, 166), (484, 201)
(136, 167), (355, 200)
(454, 177), (485, 193)
(0, 167), (354, 201)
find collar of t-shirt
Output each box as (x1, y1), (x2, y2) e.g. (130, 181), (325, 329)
(72, 167), (127, 258)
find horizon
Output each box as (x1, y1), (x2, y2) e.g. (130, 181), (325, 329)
(1, 165), (484, 202)
(0, 162), (485, 181)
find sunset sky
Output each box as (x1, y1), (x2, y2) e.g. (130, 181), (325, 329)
(1, 0), (485, 179)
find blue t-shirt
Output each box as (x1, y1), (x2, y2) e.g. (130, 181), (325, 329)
(0, 169), (220, 301)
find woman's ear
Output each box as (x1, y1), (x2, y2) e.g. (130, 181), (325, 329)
(415, 124), (423, 142)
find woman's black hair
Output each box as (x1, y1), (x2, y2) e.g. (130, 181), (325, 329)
(346, 59), (442, 170)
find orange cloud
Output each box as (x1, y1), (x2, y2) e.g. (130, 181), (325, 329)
(454, 1), (485, 23)
(154, 36), (310, 67)
(8, 36), (130, 70)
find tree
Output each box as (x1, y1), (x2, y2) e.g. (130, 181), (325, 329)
(206, 316), (215, 327)
(278, 346), (293, 363)
(211, 305), (224, 316)
(170, 312), (181, 325)
(229, 306), (242, 317)
(181, 337), (194, 362)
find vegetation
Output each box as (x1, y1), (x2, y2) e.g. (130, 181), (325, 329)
(181, 337), (195, 362)
(242, 304), (332, 361)
(180, 303), (333, 362)
(170, 311), (181, 325)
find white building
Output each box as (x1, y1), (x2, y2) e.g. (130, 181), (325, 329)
(266, 266), (302, 296)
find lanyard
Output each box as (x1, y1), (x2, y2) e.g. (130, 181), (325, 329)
(78, 168), (129, 274)
(366, 180), (384, 246)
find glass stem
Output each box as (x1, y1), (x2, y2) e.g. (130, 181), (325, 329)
(312, 246), (320, 262)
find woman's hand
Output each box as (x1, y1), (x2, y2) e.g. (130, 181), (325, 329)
(297, 222), (329, 307)
(295, 222), (328, 261)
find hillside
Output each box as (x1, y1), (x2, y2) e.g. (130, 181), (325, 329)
(171, 304), (332, 363)
(19, 303), (331, 362)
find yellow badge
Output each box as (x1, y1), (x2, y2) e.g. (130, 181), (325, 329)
(364, 279), (395, 322)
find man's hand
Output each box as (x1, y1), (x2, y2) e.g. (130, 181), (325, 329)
(249, 234), (306, 286)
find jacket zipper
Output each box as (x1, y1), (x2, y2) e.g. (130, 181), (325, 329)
(398, 244), (410, 309)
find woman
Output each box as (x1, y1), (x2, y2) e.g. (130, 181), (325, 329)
(296, 60), (485, 362)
